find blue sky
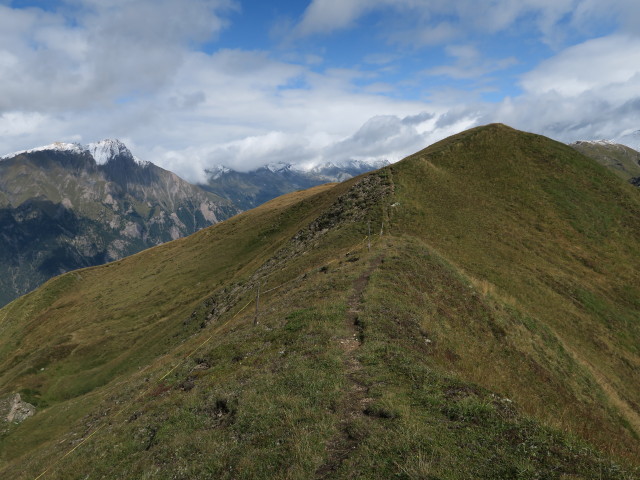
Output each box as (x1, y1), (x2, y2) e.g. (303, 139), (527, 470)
(2, 0), (640, 180)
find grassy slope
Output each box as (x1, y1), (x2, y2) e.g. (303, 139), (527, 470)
(0, 181), (342, 396)
(571, 141), (640, 182)
(389, 125), (640, 450)
(0, 124), (639, 478)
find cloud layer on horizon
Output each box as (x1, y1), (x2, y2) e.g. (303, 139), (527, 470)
(2, 0), (640, 183)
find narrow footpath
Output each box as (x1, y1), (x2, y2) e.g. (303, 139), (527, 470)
(315, 255), (384, 479)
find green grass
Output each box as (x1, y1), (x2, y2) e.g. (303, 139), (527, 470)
(0, 124), (639, 478)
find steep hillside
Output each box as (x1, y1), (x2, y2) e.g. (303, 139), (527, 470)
(202, 160), (389, 210)
(0, 141), (239, 307)
(570, 140), (640, 185)
(0, 124), (639, 479)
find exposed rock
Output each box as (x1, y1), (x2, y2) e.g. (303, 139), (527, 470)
(0, 142), (240, 307)
(1, 393), (36, 423)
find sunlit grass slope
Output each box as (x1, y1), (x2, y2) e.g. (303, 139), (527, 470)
(389, 125), (640, 450)
(0, 124), (639, 479)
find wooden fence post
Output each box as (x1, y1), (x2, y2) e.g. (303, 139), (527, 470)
(254, 281), (260, 326)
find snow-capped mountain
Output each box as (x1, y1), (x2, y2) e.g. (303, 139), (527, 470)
(207, 165), (232, 180)
(571, 139), (617, 147)
(264, 162), (293, 173)
(305, 159), (390, 182)
(87, 139), (149, 166)
(0, 140), (239, 307)
(1, 142), (86, 159)
(2, 139), (149, 167)
(201, 158), (390, 211)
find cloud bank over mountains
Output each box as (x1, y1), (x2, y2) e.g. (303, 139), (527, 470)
(1, 0), (640, 182)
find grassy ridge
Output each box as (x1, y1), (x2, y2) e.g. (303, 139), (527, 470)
(7, 236), (637, 479)
(0, 124), (639, 478)
(389, 124), (640, 455)
(0, 183), (341, 455)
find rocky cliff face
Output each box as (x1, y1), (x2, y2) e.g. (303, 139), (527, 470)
(0, 141), (240, 307)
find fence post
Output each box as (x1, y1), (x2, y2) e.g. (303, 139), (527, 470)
(254, 281), (260, 326)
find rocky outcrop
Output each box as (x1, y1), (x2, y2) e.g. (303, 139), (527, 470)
(1, 393), (35, 423)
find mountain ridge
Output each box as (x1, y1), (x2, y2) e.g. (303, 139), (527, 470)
(0, 142), (239, 307)
(0, 123), (638, 478)
(201, 158), (390, 210)
(0, 139), (389, 306)
(1, 139), (148, 167)
(570, 139), (640, 185)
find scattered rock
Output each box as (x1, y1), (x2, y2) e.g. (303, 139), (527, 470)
(193, 359), (211, 370)
(0, 393), (36, 423)
(178, 377), (196, 392)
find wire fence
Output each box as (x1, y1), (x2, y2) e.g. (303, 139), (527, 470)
(33, 228), (385, 479)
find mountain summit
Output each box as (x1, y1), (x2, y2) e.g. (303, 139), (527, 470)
(86, 139), (147, 166)
(0, 124), (638, 478)
(2, 139), (142, 166)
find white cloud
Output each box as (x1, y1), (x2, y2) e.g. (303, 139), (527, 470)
(520, 35), (640, 97)
(313, 30), (640, 164)
(160, 111), (455, 179)
(291, 0), (639, 46)
(293, 0), (382, 37)
(0, 0), (237, 112)
(0, 40), (427, 180)
(3, 0), (640, 186)
(426, 44), (518, 79)
(0, 112), (49, 137)
(321, 113), (434, 164)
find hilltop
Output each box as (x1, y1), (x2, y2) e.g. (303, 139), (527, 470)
(0, 124), (639, 479)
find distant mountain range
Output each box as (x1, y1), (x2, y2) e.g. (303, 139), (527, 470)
(1, 124), (639, 478)
(200, 159), (389, 210)
(570, 140), (640, 186)
(614, 129), (640, 153)
(0, 140), (239, 307)
(0, 142), (388, 306)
